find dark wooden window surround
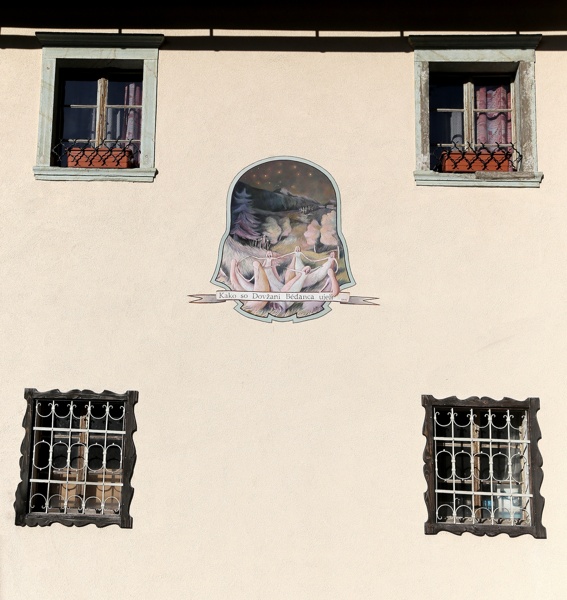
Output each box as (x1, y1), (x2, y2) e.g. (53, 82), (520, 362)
(15, 388), (138, 528)
(422, 395), (546, 538)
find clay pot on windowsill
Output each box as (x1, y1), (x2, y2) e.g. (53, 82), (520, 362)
(66, 147), (134, 169)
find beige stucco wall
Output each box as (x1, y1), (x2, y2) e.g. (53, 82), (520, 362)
(1, 28), (567, 599)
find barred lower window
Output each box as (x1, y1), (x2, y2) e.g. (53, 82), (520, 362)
(422, 395), (546, 538)
(15, 389), (138, 528)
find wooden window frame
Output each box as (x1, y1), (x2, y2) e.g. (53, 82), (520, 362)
(429, 72), (516, 172)
(421, 394), (546, 538)
(14, 388), (138, 528)
(59, 69), (143, 169)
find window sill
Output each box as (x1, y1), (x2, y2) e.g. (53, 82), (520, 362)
(19, 513), (129, 528)
(425, 522), (545, 538)
(33, 166), (157, 182)
(414, 170), (543, 188)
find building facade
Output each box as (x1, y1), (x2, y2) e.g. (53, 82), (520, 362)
(1, 6), (567, 599)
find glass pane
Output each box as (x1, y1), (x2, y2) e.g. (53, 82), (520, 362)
(430, 111), (463, 146)
(107, 79), (143, 106)
(511, 452), (527, 483)
(63, 79), (98, 105)
(62, 107), (96, 140)
(436, 493), (455, 521)
(475, 410), (491, 438)
(87, 443), (104, 471)
(474, 450), (491, 481)
(108, 404), (125, 430)
(455, 451), (472, 479)
(475, 81), (512, 145)
(89, 403), (107, 430)
(490, 411), (509, 439)
(430, 80), (464, 109)
(105, 444), (122, 470)
(509, 411), (527, 439)
(69, 443), (86, 470)
(453, 409), (471, 436)
(492, 451), (510, 481)
(436, 449), (453, 480)
(105, 107), (142, 141)
(474, 81), (510, 110)
(52, 442), (68, 469)
(434, 408), (453, 438)
(495, 484), (523, 520)
(475, 111), (512, 145)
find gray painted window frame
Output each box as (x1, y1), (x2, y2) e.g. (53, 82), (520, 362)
(409, 35), (543, 188)
(33, 33), (163, 182)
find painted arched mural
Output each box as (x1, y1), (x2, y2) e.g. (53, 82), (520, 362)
(211, 156), (356, 323)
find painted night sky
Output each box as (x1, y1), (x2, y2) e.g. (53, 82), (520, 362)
(238, 159), (335, 204)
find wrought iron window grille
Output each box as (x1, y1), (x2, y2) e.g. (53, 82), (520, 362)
(15, 388), (138, 528)
(422, 395), (546, 538)
(52, 139), (141, 169)
(431, 142), (522, 173)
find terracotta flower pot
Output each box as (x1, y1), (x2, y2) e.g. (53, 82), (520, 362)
(441, 150), (511, 172)
(67, 147), (134, 168)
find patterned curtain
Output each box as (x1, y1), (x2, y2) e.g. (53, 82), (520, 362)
(121, 83), (142, 145)
(475, 84), (511, 145)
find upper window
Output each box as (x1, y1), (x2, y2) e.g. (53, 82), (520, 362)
(430, 73), (516, 172)
(422, 395), (546, 538)
(409, 35), (543, 188)
(15, 388), (138, 528)
(34, 33), (163, 182)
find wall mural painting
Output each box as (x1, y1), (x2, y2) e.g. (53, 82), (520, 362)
(191, 156), (377, 323)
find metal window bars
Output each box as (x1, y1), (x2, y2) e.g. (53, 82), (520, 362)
(51, 139), (140, 168)
(28, 398), (125, 516)
(431, 141), (522, 173)
(433, 407), (531, 527)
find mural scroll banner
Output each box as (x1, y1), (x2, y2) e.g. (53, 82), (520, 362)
(189, 291), (378, 305)
(190, 156), (378, 323)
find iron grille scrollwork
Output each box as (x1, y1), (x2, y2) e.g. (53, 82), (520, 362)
(15, 389), (137, 528)
(431, 142), (522, 173)
(422, 395), (546, 538)
(51, 139), (140, 169)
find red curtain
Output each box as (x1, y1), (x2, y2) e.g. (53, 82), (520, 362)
(122, 83), (142, 143)
(475, 84), (511, 145)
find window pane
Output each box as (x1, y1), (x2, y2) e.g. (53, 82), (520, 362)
(105, 107), (142, 142)
(475, 111), (512, 145)
(107, 79), (143, 106)
(430, 79), (464, 109)
(62, 107), (96, 140)
(430, 111), (463, 146)
(474, 81), (510, 110)
(475, 81), (512, 145)
(63, 79), (98, 105)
